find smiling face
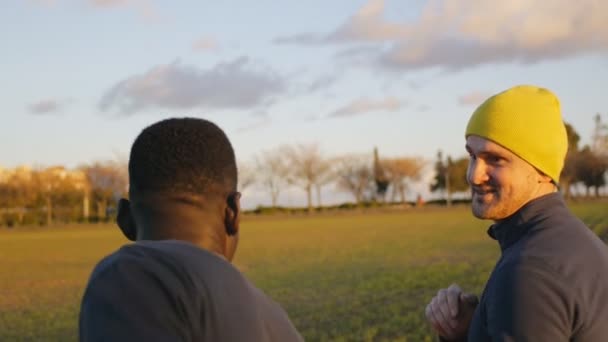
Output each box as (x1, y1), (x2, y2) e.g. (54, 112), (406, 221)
(465, 135), (554, 221)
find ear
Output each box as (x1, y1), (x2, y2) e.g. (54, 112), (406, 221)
(224, 192), (241, 236)
(117, 198), (137, 241)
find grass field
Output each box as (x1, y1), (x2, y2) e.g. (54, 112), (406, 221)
(1, 202), (607, 341)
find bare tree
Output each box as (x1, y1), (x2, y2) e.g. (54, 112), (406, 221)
(83, 161), (128, 221)
(314, 162), (334, 208)
(282, 144), (330, 213)
(255, 149), (290, 208)
(382, 157), (426, 203)
(334, 154), (374, 205)
(237, 160), (256, 192)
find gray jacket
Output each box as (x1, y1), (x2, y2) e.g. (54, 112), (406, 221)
(466, 193), (608, 341)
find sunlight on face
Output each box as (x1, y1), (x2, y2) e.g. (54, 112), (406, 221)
(465, 136), (544, 221)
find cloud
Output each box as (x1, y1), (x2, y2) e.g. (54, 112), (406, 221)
(99, 57), (286, 115)
(328, 0), (410, 42)
(29, 0), (57, 6)
(307, 74), (339, 93)
(329, 97), (402, 118)
(303, 114), (321, 122)
(417, 104), (431, 112)
(274, 33), (325, 45)
(192, 37), (218, 52)
(89, 0), (161, 22)
(27, 99), (67, 114)
(408, 80), (424, 90)
(458, 91), (491, 106)
(333, 45), (380, 66)
(236, 117), (272, 133)
(91, 0), (127, 6)
(275, 0), (408, 44)
(279, 0), (608, 70)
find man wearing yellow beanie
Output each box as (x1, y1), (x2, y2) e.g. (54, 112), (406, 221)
(425, 85), (608, 341)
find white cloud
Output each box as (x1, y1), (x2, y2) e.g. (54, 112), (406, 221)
(307, 74), (338, 93)
(99, 58), (286, 115)
(417, 104), (431, 112)
(329, 97), (402, 118)
(328, 0), (410, 42)
(279, 0), (608, 70)
(458, 92), (491, 106)
(90, 0), (128, 6)
(274, 33), (324, 45)
(29, 0), (57, 6)
(192, 37), (218, 52)
(89, 0), (161, 22)
(236, 117), (273, 133)
(27, 99), (67, 114)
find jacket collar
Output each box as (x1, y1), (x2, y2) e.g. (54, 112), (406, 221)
(487, 192), (565, 251)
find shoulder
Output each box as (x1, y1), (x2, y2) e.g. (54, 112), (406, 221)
(518, 209), (608, 282)
(80, 243), (203, 341)
(85, 241), (223, 298)
(247, 285), (304, 341)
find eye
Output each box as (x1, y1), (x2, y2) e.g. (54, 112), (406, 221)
(487, 155), (504, 165)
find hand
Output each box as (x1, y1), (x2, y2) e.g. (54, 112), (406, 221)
(425, 284), (479, 341)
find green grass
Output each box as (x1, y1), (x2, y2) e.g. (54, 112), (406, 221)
(1, 202), (606, 341)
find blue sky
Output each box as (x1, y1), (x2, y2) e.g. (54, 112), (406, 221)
(2, 0), (608, 206)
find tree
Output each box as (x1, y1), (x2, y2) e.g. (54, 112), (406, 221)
(373, 147), (389, 202)
(446, 157), (470, 195)
(237, 161), (256, 192)
(313, 163), (334, 208)
(382, 157), (426, 203)
(576, 146), (608, 197)
(83, 161), (128, 221)
(34, 166), (69, 225)
(430, 151), (454, 206)
(255, 149), (290, 208)
(334, 154), (374, 205)
(430, 151), (469, 206)
(560, 122), (581, 199)
(1, 167), (36, 225)
(282, 144), (330, 213)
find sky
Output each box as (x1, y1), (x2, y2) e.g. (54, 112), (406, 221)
(2, 0), (608, 207)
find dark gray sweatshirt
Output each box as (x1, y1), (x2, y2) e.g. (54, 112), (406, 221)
(79, 240), (303, 342)
(466, 193), (608, 341)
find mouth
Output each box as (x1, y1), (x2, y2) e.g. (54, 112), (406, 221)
(472, 188), (497, 201)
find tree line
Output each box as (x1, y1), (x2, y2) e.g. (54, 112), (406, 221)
(240, 145), (427, 213)
(0, 147), (428, 226)
(0, 162), (128, 226)
(1, 117), (606, 227)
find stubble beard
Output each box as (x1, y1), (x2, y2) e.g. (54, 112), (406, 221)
(470, 187), (510, 220)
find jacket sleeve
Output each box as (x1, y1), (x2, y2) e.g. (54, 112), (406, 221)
(79, 259), (192, 342)
(485, 258), (575, 341)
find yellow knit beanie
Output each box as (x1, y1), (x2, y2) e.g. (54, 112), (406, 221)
(465, 85), (568, 183)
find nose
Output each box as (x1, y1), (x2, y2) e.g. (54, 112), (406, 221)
(467, 158), (489, 186)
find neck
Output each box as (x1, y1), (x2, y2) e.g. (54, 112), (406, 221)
(530, 182), (558, 201)
(133, 198), (228, 257)
(494, 184), (558, 223)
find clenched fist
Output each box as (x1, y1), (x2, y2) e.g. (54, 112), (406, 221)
(425, 284), (479, 341)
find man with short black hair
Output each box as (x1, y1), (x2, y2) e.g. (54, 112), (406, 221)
(79, 118), (303, 342)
